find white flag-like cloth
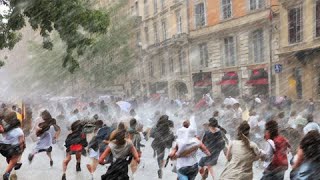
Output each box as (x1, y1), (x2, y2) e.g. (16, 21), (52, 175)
(223, 98), (233, 105)
(116, 101), (132, 113)
(204, 93), (214, 106)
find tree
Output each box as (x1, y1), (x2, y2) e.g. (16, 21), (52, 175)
(11, 0), (135, 95)
(0, 0), (109, 72)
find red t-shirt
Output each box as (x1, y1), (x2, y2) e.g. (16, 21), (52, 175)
(270, 135), (290, 170)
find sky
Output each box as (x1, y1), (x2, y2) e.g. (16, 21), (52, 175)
(0, 4), (9, 15)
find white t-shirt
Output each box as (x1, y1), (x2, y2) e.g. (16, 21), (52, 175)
(176, 138), (201, 170)
(0, 128), (24, 145)
(35, 126), (55, 150)
(303, 122), (320, 135)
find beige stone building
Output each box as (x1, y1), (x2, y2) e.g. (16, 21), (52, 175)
(277, 0), (320, 100)
(126, 0), (192, 99)
(189, 0), (280, 101)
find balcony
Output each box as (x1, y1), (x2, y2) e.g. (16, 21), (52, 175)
(279, 0), (302, 8)
(170, 0), (183, 10)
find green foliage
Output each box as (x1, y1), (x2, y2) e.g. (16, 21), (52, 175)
(11, 0), (135, 94)
(0, 0), (109, 72)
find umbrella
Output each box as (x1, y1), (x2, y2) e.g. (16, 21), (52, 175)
(116, 101), (132, 113)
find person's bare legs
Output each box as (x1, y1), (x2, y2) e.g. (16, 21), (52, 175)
(75, 151), (81, 171)
(207, 166), (214, 180)
(86, 158), (98, 174)
(47, 151), (54, 167)
(130, 159), (138, 174)
(5, 156), (19, 174)
(62, 153), (71, 174)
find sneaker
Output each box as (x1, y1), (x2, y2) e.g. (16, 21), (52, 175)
(14, 163), (22, 170)
(3, 172), (10, 180)
(50, 160), (53, 167)
(76, 162), (81, 172)
(28, 154), (34, 163)
(157, 169), (162, 179)
(61, 174), (66, 180)
(46, 146), (53, 153)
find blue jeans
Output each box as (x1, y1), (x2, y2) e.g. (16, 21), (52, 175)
(177, 163), (198, 180)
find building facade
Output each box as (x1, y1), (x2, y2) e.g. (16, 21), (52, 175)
(277, 0), (320, 100)
(127, 0), (192, 99)
(189, 0), (279, 101)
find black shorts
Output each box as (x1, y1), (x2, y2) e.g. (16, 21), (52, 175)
(0, 143), (23, 159)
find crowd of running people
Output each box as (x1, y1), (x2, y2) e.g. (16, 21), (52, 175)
(0, 94), (319, 180)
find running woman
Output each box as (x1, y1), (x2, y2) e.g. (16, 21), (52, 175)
(28, 110), (61, 166)
(0, 112), (25, 180)
(62, 120), (88, 180)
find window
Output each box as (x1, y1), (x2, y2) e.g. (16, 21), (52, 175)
(161, 20), (167, 40)
(176, 11), (182, 34)
(154, 0), (157, 14)
(149, 61), (154, 77)
(221, 0), (232, 19)
(223, 36), (236, 66)
(154, 23), (159, 43)
(144, 0), (149, 17)
(199, 43), (209, 67)
(195, 3), (206, 28)
(249, 0), (265, 11)
(161, 58), (166, 76)
(144, 27), (149, 44)
(169, 58), (174, 73)
(161, 0), (165, 10)
(316, 0), (320, 37)
(288, 5), (303, 44)
(251, 29), (264, 63)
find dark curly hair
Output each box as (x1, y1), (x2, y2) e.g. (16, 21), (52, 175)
(300, 131), (320, 162)
(265, 120), (279, 140)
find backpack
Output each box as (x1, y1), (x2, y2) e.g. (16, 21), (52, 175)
(101, 156), (132, 180)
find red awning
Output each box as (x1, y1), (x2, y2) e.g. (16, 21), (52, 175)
(217, 79), (238, 85)
(194, 98), (207, 110)
(247, 78), (268, 85)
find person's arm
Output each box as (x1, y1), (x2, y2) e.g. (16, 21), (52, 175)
(226, 143), (232, 162)
(53, 125), (61, 140)
(99, 146), (111, 165)
(169, 145), (178, 160)
(130, 145), (140, 163)
(199, 142), (211, 156)
(19, 135), (25, 150)
(292, 147), (304, 170)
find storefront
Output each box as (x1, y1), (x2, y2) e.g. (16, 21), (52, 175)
(246, 68), (269, 96)
(278, 47), (320, 100)
(174, 81), (188, 99)
(149, 81), (168, 95)
(217, 71), (239, 97)
(192, 71), (212, 102)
